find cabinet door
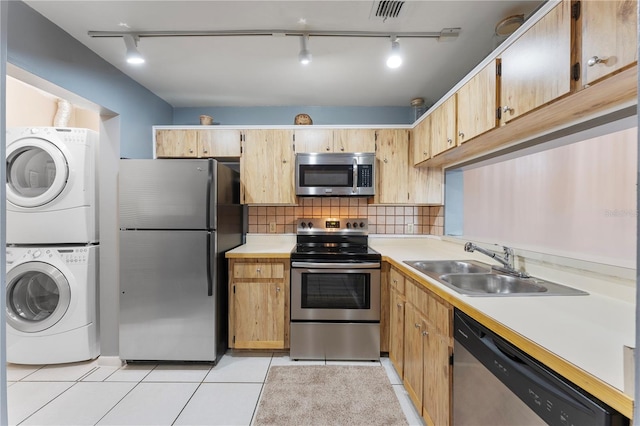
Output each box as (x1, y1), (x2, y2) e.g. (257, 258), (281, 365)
(198, 129), (242, 157)
(376, 129), (411, 204)
(241, 129), (296, 204)
(412, 114), (431, 165)
(389, 288), (405, 379)
(403, 303), (425, 413)
(294, 129), (334, 153)
(457, 60), (498, 144)
(430, 96), (457, 157)
(581, 0), (637, 87)
(232, 281), (285, 349)
(422, 298), (452, 426)
(334, 129), (376, 153)
(408, 166), (443, 205)
(500, 1), (571, 124)
(156, 129), (198, 158)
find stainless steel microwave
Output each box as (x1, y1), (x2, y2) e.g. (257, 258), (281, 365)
(295, 152), (375, 196)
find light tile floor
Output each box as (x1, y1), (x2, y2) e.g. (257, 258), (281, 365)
(7, 353), (424, 426)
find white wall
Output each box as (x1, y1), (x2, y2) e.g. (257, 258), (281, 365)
(7, 76), (99, 130)
(463, 125), (637, 268)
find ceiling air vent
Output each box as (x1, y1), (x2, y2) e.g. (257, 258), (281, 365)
(373, 1), (405, 19)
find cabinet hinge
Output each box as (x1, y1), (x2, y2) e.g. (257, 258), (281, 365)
(496, 107), (502, 120)
(240, 146), (243, 154)
(571, 1), (581, 19)
(496, 62), (502, 77)
(449, 353), (454, 366)
(572, 62), (581, 81)
(233, 335), (236, 343)
(233, 285), (236, 294)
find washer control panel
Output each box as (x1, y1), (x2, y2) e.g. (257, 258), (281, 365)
(6, 247), (90, 266)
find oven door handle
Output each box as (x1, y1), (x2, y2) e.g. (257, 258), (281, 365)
(291, 261), (380, 269)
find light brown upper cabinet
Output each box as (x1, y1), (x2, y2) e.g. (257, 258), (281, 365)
(500, 0), (571, 124)
(334, 129), (377, 153)
(430, 95), (457, 157)
(156, 129), (241, 158)
(293, 128), (334, 153)
(456, 60), (498, 144)
(412, 114), (431, 166)
(156, 129), (198, 158)
(580, 0), (638, 87)
(241, 129), (296, 204)
(376, 129), (411, 204)
(376, 129), (443, 205)
(198, 129), (242, 157)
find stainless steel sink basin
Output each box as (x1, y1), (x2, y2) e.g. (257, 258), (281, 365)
(403, 259), (588, 297)
(440, 273), (548, 295)
(403, 260), (491, 275)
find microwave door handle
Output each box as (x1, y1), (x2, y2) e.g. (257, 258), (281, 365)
(352, 158), (358, 194)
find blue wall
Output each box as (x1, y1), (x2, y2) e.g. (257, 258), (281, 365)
(174, 106), (414, 126)
(7, 1), (173, 159)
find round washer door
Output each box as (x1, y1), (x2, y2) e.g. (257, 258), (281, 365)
(6, 262), (71, 333)
(6, 137), (69, 208)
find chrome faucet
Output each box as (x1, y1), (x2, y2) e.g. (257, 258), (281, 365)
(464, 242), (529, 278)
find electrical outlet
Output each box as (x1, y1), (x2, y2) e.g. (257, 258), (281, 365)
(269, 222), (277, 233)
(406, 223), (414, 234)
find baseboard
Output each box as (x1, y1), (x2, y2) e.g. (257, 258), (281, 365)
(97, 355), (124, 367)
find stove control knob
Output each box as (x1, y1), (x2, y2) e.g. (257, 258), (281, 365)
(346, 222), (351, 228)
(307, 222), (313, 229)
(359, 222), (365, 228)
(352, 222), (358, 228)
(300, 222), (306, 229)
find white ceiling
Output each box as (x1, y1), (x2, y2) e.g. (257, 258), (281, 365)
(24, 0), (545, 108)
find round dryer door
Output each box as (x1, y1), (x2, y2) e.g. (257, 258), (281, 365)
(6, 262), (72, 333)
(6, 137), (69, 208)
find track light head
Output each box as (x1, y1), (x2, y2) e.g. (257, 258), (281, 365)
(386, 36), (402, 69)
(298, 34), (312, 65)
(123, 34), (145, 65)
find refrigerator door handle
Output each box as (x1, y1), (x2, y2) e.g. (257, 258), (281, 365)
(207, 233), (213, 296)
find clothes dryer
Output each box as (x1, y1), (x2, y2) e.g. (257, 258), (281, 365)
(5, 245), (99, 364)
(6, 127), (99, 244)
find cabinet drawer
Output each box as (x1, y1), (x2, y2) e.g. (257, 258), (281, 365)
(389, 268), (405, 294)
(233, 263), (284, 279)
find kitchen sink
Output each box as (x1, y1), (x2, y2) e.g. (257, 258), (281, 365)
(440, 273), (548, 295)
(403, 260), (491, 275)
(403, 260), (588, 297)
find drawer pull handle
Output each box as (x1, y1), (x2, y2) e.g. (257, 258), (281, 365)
(422, 330), (429, 337)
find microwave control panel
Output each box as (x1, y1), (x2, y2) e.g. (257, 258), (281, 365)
(358, 165), (373, 188)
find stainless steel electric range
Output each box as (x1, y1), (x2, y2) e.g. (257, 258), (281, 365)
(290, 218), (381, 361)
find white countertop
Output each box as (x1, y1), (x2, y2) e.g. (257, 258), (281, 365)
(369, 236), (636, 396)
(227, 234), (636, 404)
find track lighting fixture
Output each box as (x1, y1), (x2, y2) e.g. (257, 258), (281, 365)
(123, 34), (145, 65)
(89, 28), (462, 68)
(386, 37), (402, 69)
(298, 34), (312, 65)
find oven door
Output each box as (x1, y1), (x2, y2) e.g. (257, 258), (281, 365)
(291, 262), (381, 322)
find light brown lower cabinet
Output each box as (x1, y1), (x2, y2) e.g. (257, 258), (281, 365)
(389, 268), (452, 426)
(389, 267), (406, 378)
(228, 258), (290, 349)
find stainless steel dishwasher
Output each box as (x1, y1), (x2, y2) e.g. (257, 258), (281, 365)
(453, 309), (628, 426)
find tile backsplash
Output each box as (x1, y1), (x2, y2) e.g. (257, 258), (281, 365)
(247, 198), (443, 235)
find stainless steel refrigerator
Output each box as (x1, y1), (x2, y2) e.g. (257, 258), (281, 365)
(118, 159), (242, 362)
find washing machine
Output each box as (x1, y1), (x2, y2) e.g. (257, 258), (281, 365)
(5, 245), (99, 364)
(6, 127), (99, 244)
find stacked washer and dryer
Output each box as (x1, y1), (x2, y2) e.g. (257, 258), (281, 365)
(5, 127), (100, 364)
